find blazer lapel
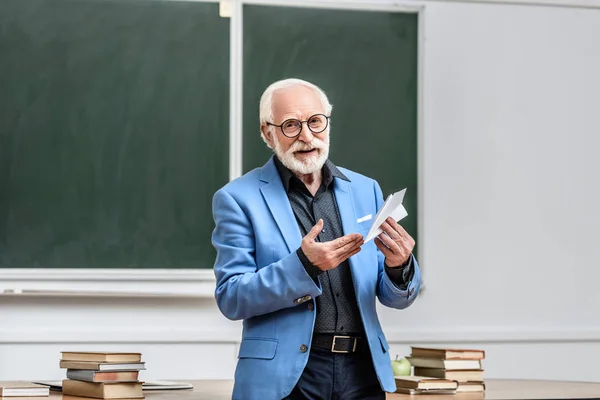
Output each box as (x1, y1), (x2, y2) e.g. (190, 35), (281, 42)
(334, 178), (367, 294)
(333, 178), (357, 237)
(259, 158), (302, 253)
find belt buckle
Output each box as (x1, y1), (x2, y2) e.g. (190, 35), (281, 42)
(331, 335), (357, 353)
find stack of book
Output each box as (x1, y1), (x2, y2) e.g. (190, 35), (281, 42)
(59, 351), (146, 399)
(407, 347), (486, 393)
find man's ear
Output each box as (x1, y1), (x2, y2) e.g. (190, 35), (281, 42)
(261, 125), (274, 149)
(261, 125), (270, 139)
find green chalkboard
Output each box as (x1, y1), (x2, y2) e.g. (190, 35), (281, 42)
(0, 0), (229, 268)
(242, 6), (419, 246)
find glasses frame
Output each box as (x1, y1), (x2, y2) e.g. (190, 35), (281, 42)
(266, 113), (330, 138)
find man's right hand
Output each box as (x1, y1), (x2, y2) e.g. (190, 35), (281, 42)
(301, 219), (364, 271)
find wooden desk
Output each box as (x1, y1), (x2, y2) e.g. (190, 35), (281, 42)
(44, 379), (600, 400)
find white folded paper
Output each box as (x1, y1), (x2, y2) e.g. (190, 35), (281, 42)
(364, 188), (408, 242)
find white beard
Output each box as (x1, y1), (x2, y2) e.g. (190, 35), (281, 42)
(272, 133), (330, 175)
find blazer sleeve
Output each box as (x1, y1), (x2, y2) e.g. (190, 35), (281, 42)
(372, 180), (422, 309)
(212, 188), (322, 321)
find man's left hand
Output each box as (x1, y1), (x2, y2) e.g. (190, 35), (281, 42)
(374, 217), (415, 267)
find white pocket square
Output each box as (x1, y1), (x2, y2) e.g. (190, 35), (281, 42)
(357, 214), (372, 223)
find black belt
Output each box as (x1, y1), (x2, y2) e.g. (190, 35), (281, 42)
(311, 333), (364, 354)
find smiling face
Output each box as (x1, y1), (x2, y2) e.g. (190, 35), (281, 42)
(262, 85), (330, 175)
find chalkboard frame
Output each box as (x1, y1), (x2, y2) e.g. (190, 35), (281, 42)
(1, 0), (425, 295)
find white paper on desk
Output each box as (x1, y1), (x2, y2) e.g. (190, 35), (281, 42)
(364, 188), (408, 242)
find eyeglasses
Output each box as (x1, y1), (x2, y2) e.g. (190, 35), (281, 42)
(267, 114), (330, 138)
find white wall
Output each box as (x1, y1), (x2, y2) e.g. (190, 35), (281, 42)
(2, 0), (600, 384)
(384, 0), (600, 382)
(416, 0), (600, 330)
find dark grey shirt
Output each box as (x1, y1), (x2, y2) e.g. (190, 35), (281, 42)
(273, 156), (413, 335)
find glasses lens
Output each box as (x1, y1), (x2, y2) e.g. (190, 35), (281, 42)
(308, 114), (327, 133)
(282, 119), (301, 136)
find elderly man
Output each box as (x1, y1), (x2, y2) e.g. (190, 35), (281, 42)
(212, 78), (421, 400)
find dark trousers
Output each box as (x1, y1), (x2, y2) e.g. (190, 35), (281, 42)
(284, 347), (385, 400)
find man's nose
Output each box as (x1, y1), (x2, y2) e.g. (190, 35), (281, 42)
(296, 122), (313, 142)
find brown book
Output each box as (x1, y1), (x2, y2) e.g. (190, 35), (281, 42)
(395, 388), (457, 395)
(0, 382), (49, 397)
(407, 356), (482, 370)
(62, 380), (143, 399)
(61, 352), (141, 363)
(414, 367), (484, 382)
(411, 347), (485, 360)
(457, 382), (486, 392)
(395, 376), (458, 390)
(66, 370), (139, 383)
(59, 360), (146, 371)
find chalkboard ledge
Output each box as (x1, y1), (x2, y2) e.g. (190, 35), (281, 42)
(0, 269), (216, 298)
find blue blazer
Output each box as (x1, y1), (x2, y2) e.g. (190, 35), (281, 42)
(212, 157), (421, 400)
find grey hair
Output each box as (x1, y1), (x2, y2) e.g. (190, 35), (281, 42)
(259, 78), (333, 147)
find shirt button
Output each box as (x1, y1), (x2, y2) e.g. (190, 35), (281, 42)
(300, 344), (308, 353)
(307, 303), (314, 311)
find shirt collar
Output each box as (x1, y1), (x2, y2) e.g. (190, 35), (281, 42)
(273, 155), (350, 193)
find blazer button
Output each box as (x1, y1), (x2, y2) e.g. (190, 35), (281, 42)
(307, 303), (314, 311)
(300, 344), (308, 353)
